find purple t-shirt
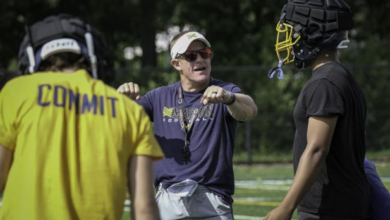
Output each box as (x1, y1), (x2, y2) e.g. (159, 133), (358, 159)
(137, 79), (241, 205)
(364, 158), (390, 220)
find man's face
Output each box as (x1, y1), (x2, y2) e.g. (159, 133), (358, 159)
(174, 40), (212, 85)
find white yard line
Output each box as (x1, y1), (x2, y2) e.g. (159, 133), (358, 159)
(234, 215), (295, 220)
(232, 215), (263, 220)
(381, 177), (390, 181)
(122, 209), (290, 220)
(235, 179), (293, 190)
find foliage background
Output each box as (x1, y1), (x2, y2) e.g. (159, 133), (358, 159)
(1, 0), (389, 159)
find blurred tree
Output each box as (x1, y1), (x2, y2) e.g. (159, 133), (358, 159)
(0, 0), (53, 69)
(1, 0), (390, 153)
(2, 0), (389, 69)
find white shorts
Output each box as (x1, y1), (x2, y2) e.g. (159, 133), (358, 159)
(156, 184), (233, 220)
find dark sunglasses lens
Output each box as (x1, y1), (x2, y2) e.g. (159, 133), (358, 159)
(182, 49), (212, 61)
(199, 49), (212, 59)
(184, 52), (198, 61)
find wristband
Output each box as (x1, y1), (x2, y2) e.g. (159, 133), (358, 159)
(224, 92), (236, 105)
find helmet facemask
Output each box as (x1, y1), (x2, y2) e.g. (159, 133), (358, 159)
(275, 22), (301, 65)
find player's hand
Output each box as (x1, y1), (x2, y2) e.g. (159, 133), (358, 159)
(117, 82), (141, 100)
(263, 206), (293, 220)
(200, 85), (230, 105)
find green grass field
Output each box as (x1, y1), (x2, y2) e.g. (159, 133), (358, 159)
(122, 162), (390, 220)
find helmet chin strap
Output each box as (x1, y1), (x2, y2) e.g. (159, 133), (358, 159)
(85, 32), (98, 79)
(25, 26), (36, 74)
(85, 25), (98, 79)
(26, 46), (36, 73)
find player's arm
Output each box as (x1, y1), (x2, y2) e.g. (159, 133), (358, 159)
(128, 155), (160, 220)
(264, 116), (337, 220)
(0, 144), (13, 193)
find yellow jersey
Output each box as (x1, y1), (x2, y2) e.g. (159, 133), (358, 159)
(0, 70), (163, 220)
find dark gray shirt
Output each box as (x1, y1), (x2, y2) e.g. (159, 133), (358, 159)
(293, 62), (370, 218)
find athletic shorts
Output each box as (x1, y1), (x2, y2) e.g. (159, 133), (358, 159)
(156, 184), (233, 220)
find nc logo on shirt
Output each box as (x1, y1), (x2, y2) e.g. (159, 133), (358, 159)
(163, 107), (174, 117)
(162, 104), (214, 123)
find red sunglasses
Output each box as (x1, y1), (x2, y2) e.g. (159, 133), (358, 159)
(178, 48), (213, 62)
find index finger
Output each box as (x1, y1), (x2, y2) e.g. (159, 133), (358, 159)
(200, 86), (213, 104)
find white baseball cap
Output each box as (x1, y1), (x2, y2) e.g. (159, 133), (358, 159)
(170, 31), (211, 59)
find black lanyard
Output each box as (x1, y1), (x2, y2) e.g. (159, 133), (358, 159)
(177, 86), (199, 160)
(177, 79), (213, 160)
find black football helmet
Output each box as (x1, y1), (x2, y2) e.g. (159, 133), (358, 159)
(18, 14), (114, 82)
(274, 0), (353, 69)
